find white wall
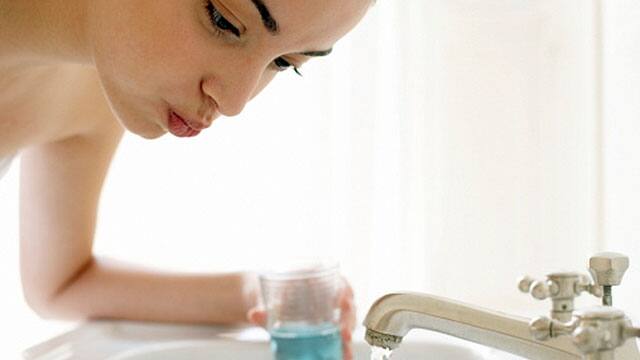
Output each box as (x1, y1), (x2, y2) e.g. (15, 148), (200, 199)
(411, 0), (601, 316)
(602, 0), (640, 318)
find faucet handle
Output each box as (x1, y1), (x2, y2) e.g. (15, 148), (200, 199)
(518, 276), (555, 300)
(589, 252), (629, 306)
(518, 272), (600, 322)
(529, 316), (578, 341)
(624, 325), (640, 339)
(574, 274), (604, 297)
(589, 252), (629, 286)
(530, 306), (638, 356)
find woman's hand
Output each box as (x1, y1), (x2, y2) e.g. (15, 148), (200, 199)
(336, 278), (357, 360)
(247, 276), (357, 360)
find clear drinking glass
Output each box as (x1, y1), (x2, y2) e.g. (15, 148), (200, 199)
(259, 261), (343, 360)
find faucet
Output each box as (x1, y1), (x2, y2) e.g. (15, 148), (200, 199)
(363, 291), (584, 359)
(363, 253), (640, 359)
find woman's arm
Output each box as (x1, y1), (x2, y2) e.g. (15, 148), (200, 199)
(19, 94), (258, 325)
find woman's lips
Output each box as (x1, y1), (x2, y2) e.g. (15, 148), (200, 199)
(168, 111), (200, 137)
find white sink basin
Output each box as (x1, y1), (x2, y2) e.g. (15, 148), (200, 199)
(107, 338), (485, 360)
(23, 321), (524, 359)
(108, 340), (269, 360)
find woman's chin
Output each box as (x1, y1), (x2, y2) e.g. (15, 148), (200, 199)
(129, 125), (167, 139)
(119, 116), (167, 139)
(135, 130), (166, 140)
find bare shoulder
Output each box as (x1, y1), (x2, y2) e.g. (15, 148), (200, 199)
(0, 66), (112, 158)
(44, 65), (125, 168)
(20, 65), (126, 199)
(0, 63), (124, 156)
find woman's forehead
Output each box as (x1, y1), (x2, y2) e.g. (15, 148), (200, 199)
(260, 0), (371, 46)
(265, 0), (370, 24)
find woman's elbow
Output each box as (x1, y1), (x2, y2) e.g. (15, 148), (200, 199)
(21, 283), (59, 319)
(20, 257), (96, 320)
(20, 271), (86, 321)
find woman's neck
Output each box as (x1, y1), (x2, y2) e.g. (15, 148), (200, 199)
(0, 0), (92, 67)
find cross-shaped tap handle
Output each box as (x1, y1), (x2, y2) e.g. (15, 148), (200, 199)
(518, 272), (601, 322)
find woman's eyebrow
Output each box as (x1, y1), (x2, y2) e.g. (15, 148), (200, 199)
(250, 0), (278, 34)
(247, 0), (332, 57)
(299, 49), (333, 57)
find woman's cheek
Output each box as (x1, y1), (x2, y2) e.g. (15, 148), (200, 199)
(253, 71), (278, 100)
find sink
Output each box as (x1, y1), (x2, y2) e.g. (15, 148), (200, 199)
(107, 338), (486, 360)
(24, 320), (524, 359)
(107, 340), (268, 360)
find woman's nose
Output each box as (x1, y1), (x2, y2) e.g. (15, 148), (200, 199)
(201, 65), (264, 117)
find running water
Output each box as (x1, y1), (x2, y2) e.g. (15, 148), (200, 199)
(370, 346), (393, 360)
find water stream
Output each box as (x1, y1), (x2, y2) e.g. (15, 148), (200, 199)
(370, 346), (394, 360)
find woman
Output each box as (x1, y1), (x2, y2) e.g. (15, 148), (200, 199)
(0, 0), (371, 358)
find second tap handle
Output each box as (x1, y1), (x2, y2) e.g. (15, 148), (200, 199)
(529, 316), (578, 341)
(575, 274), (603, 297)
(518, 276), (554, 300)
(518, 276), (535, 293)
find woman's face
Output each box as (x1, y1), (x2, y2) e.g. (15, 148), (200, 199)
(88, 0), (370, 138)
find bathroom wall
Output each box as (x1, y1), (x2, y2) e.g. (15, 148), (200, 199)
(411, 0), (602, 318)
(602, 0), (640, 318)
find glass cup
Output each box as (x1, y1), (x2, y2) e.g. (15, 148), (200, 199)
(259, 261), (343, 360)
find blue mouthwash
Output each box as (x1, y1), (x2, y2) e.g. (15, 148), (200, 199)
(270, 323), (343, 360)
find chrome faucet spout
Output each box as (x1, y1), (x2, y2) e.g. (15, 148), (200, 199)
(363, 292), (583, 360)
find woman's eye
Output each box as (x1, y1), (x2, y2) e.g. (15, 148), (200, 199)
(204, 1), (240, 37)
(273, 57), (292, 71)
(273, 57), (302, 76)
